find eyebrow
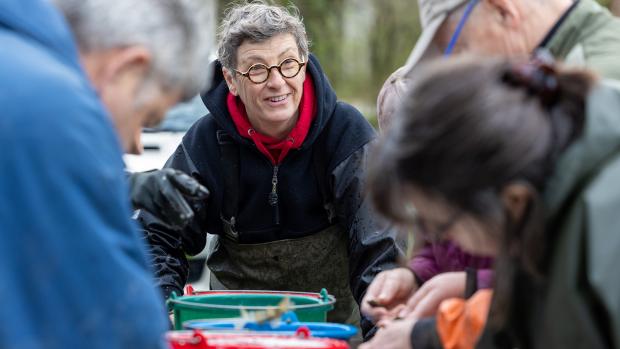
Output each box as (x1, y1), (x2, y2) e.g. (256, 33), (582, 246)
(241, 47), (300, 65)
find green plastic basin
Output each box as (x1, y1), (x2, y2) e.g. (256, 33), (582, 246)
(168, 289), (335, 330)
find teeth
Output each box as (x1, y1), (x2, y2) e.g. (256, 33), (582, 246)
(269, 95), (287, 102)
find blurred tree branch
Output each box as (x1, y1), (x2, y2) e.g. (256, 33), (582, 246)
(369, 1), (420, 95)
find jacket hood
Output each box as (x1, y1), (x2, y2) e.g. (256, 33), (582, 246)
(544, 80), (620, 220)
(0, 0), (82, 72)
(200, 54), (338, 149)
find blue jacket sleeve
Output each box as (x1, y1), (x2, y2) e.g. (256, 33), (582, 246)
(0, 73), (169, 348)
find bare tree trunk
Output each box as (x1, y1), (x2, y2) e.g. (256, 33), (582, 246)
(611, 0), (620, 16)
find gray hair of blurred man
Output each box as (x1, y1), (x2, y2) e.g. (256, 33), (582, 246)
(217, 1), (309, 71)
(53, 0), (214, 100)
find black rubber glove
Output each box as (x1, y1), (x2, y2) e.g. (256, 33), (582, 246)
(128, 169), (209, 229)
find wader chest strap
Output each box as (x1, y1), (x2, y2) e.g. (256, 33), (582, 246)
(311, 127), (336, 223)
(217, 130), (240, 242)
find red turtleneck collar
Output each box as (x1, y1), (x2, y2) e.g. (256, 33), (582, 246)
(226, 74), (317, 165)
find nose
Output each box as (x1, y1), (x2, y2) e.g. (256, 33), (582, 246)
(265, 67), (286, 88)
(127, 126), (144, 155)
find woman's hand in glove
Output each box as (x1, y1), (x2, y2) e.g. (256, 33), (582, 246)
(128, 169), (209, 229)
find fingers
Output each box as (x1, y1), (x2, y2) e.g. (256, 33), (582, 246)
(377, 270), (406, 304)
(367, 268), (414, 305)
(361, 271), (401, 322)
(361, 272), (387, 317)
(362, 268), (417, 323)
(407, 272), (466, 319)
(376, 304), (405, 328)
(364, 271), (387, 302)
(366, 307), (390, 323)
(398, 281), (431, 319)
(360, 318), (416, 349)
(166, 169), (209, 199)
(158, 175), (195, 227)
(407, 290), (440, 320)
(129, 169), (203, 229)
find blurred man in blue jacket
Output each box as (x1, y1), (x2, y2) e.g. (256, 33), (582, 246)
(0, 0), (212, 347)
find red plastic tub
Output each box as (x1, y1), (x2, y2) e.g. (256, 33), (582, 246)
(167, 330), (349, 349)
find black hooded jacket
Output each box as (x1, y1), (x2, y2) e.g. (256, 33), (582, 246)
(139, 55), (401, 326)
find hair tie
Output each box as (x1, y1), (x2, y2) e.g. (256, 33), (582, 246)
(502, 50), (559, 108)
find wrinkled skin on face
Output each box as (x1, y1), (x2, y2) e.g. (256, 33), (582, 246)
(433, 0), (572, 56)
(223, 33), (306, 140)
(378, 0), (573, 131)
(433, 3), (524, 56)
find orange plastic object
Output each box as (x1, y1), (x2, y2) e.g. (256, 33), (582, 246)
(436, 289), (493, 349)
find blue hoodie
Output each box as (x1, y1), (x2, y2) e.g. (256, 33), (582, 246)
(0, 1), (168, 348)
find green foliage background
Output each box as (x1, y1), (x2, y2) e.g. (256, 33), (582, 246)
(216, 0), (614, 127)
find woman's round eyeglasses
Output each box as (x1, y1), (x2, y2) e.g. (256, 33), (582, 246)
(234, 58), (306, 84)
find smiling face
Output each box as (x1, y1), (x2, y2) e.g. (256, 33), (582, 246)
(223, 33), (306, 139)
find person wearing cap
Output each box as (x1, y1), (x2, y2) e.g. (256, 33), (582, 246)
(361, 0), (620, 346)
(363, 0), (620, 333)
(362, 53), (620, 348)
(377, 0), (620, 131)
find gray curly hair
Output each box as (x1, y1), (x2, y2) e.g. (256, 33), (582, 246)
(217, 1), (309, 71)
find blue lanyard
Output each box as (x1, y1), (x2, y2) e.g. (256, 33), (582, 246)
(444, 0), (480, 56)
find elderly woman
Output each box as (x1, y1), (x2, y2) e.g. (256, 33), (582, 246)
(139, 1), (401, 334)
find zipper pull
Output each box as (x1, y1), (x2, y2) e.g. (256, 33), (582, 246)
(268, 166), (279, 206)
(269, 166), (280, 225)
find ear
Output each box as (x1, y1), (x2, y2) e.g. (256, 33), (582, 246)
(500, 182), (533, 223)
(485, 0), (522, 28)
(222, 68), (239, 96)
(99, 46), (152, 94)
